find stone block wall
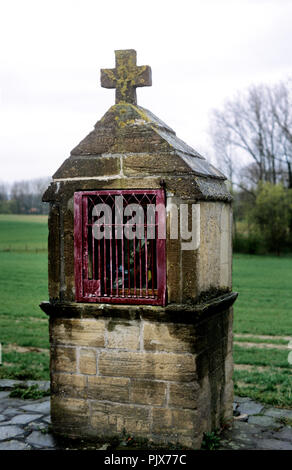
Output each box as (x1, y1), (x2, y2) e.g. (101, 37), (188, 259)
(198, 201), (232, 294)
(166, 198), (232, 304)
(46, 180), (232, 306)
(49, 307), (233, 449)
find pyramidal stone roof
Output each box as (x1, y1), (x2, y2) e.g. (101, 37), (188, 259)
(60, 103), (225, 180)
(45, 50), (231, 202)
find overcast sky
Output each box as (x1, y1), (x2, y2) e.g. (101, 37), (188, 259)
(1, 0), (291, 183)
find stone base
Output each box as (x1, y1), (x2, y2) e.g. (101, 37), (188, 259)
(45, 301), (234, 449)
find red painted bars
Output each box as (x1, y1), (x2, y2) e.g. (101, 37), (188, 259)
(74, 190), (166, 306)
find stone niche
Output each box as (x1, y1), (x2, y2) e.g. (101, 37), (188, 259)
(40, 49), (237, 449)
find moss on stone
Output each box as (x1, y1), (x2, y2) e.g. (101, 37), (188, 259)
(194, 287), (231, 305)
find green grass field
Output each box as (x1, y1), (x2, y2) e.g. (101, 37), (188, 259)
(0, 215), (291, 407)
(0, 214), (48, 252)
(232, 253), (292, 407)
(0, 215), (49, 379)
(233, 254), (292, 336)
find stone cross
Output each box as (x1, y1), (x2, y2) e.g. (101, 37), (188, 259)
(100, 49), (152, 105)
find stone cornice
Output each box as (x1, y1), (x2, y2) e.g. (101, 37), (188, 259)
(40, 291), (238, 324)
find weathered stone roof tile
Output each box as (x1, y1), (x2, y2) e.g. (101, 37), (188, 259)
(177, 152), (226, 179)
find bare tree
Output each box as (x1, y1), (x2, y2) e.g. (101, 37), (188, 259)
(209, 81), (292, 191)
(0, 182), (9, 201)
(209, 119), (236, 189)
(269, 79), (292, 188)
(10, 177), (51, 214)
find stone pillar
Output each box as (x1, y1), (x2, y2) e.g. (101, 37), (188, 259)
(42, 291), (236, 449)
(41, 49), (237, 449)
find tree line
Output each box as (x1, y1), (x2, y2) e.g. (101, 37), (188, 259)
(0, 178), (50, 215)
(210, 78), (292, 255)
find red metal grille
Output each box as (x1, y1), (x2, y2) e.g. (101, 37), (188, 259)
(74, 190), (166, 305)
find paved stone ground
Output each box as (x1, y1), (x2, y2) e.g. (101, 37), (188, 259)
(219, 396), (292, 450)
(0, 380), (292, 450)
